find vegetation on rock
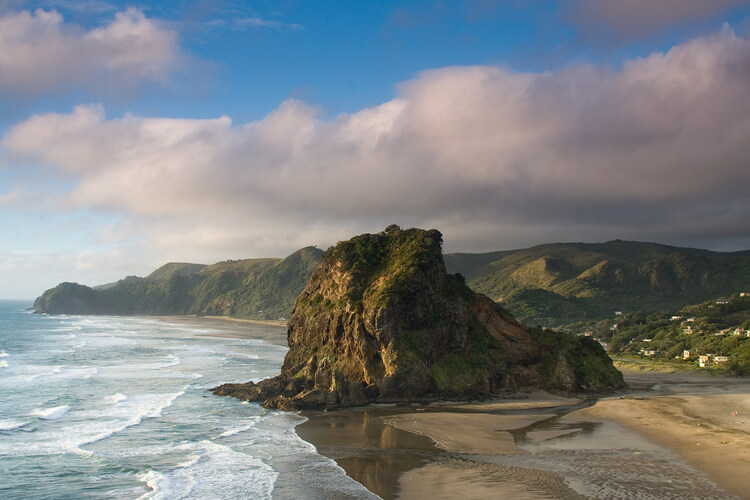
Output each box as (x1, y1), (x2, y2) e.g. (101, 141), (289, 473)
(213, 227), (624, 409)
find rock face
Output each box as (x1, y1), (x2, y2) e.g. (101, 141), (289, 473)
(213, 227), (624, 410)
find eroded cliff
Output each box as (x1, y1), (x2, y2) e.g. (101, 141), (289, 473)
(213, 226), (624, 409)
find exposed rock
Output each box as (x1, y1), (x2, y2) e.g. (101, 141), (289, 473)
(213, 227), (624, 410)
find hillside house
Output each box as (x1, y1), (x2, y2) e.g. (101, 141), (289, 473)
(683, 325), (698, 334)
(683, 350), (691, 360)
(641, 349), (659, 356)
(671, 315), (683, 321)
(699, 354), (712, 367)
(713, 356), (729, 364)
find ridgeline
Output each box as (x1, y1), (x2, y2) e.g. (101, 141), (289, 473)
(34, 238), (750, 329)
(33, 247), (323, 321)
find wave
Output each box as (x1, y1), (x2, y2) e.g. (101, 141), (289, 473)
(0, 349), (7, 357)
(137, 440), (276, 500)
(160, 354), (181, 368)
(217, 416), (262, 438)
(104, 393), (128, 405)
(0, 360), (7, 368)
(32, 405), (71, 420)
(0, 388), (187, 456)
(0, 419), (29, 431)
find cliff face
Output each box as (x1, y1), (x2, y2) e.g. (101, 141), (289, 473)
(213, 227), (624, 410)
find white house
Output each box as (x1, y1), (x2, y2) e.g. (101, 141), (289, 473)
(713, 356), (730, 364)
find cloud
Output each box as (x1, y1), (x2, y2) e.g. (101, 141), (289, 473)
(567, 0), (750, 43)
(0, 7), (181, 98)
(3, 28), (750, 260)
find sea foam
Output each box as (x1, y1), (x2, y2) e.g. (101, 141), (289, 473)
(137, 440), (276, 500)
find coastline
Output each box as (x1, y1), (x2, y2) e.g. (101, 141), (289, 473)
(298, 374), (750, 499)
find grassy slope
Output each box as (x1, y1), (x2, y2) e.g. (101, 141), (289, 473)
(445, 241), (750, 327)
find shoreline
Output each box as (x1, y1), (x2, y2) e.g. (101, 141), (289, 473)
(298, 374), (750, 499)
(197, 315), (287, 327)
(154, 314), (288, 346)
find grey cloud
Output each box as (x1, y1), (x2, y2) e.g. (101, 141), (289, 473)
(567, 0), (750, 43)
(3, 28), (750, 262)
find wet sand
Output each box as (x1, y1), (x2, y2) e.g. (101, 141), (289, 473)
(567, 370), (750, 498)
(299, 375), (749, 499)
(158, 315), (288, 346)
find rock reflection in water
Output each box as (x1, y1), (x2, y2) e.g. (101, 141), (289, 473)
(296, 408), (442, 500)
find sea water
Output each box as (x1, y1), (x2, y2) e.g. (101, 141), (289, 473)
(0, 300), (378, 500)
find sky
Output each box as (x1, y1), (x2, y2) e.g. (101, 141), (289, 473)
(2, 0), (750, 299)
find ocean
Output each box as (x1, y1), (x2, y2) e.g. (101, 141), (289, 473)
(0, 300), (379, 500)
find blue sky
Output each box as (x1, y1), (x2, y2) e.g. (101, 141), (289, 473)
(2, 0), (750, 299)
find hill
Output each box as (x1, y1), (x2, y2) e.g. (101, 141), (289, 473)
(444, 240), (750, 326)
(593, 293), (750, 375)
(35, 239), (750, 329)
(213, 226), (623, 409)
(33, 247), (323, 320)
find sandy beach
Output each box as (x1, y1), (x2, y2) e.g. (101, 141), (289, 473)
(299, 371), (750, 499)
(158, 315), (288, 346)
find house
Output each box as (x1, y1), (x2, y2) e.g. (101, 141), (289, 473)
(698, 354), (712, 367)
(683, 325), (698, 334)
(714, 356), (730, 364)
(640, 348), (658, 356)
(671, 315), (683, 321)
(683, 350), (691, 360)
(685, 317), (696, 322)
(716, 300), (730, 305)
(643, 338), (653, 342)
(740, 292), (748, 297)
(733, 328), (744, 336)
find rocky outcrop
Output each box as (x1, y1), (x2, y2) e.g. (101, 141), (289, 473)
(213, 226), (624, 410)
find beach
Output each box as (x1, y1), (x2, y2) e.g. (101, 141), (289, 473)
(299, 370), (750, 499)
(119, 315), (750, 498)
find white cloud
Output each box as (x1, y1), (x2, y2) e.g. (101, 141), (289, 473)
(0, 7), (181, 98)
(3, 27), (750, 268)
